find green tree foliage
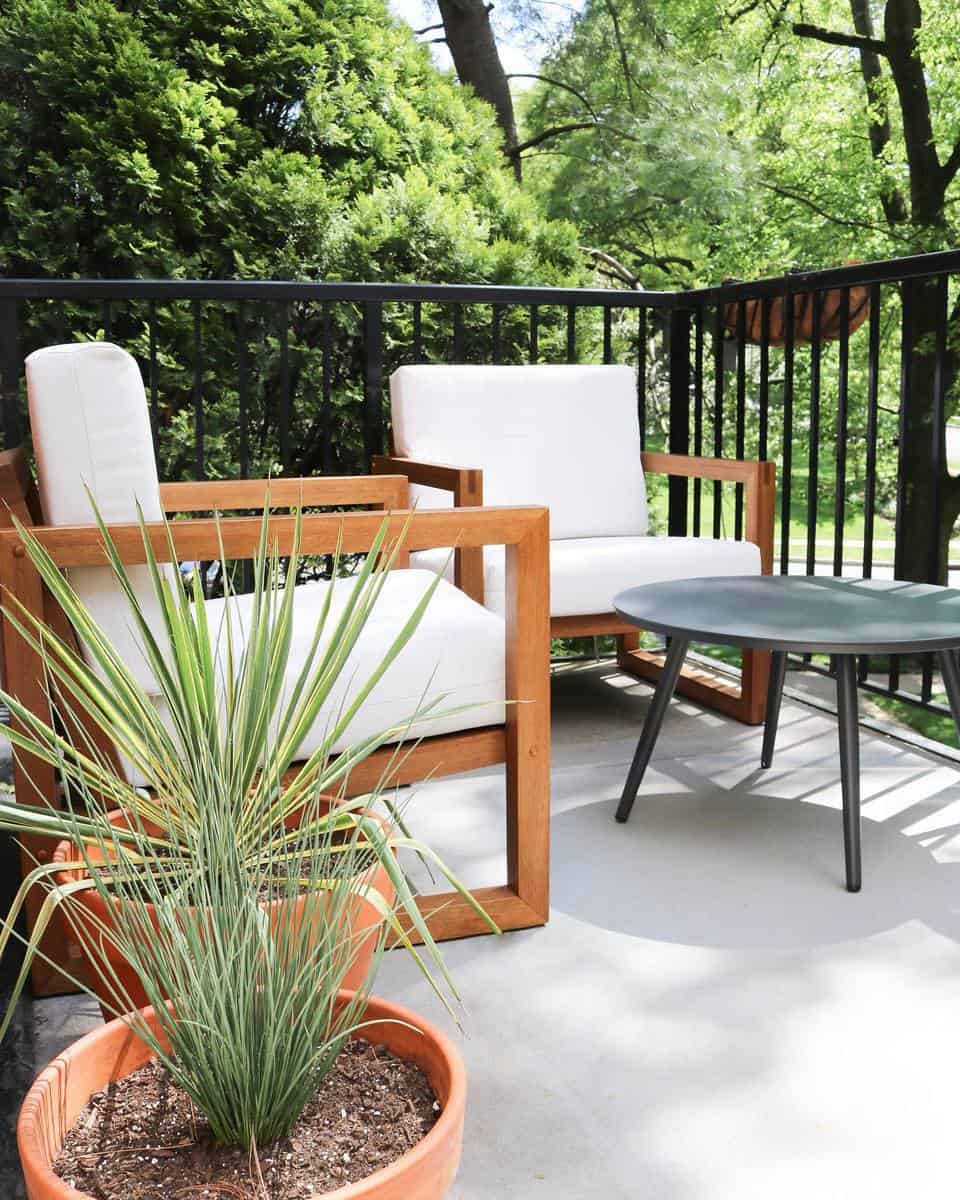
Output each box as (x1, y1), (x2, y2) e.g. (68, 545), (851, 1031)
(0, 0), (583, 477)
(521, 0), (960, 581)
(520, 0), (757, 289)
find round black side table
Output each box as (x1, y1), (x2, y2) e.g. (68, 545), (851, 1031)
(613, 575), (960, 892)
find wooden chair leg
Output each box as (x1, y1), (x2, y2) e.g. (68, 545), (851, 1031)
(1, 543), (82, 996)
(392, 513), (552, 946)
(617, 630), (642, 656)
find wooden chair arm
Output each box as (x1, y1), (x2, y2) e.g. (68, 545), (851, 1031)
(371, 457), (485, 602)
(371, 455), (482, 506)
(640, 451), (776, 575)
(0, 505), (546, 570)
(159, 475), (409, 514)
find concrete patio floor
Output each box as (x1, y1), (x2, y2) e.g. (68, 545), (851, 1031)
(9, 659), (960, 1198)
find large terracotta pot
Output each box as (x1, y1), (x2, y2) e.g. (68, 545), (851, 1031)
(52, 807), (394, 1018)
(18, 991), (467, 1200)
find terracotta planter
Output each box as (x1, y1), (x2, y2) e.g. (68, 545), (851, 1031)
(53, 807), (394, 1018)
(722, 268), (870, 347)
(18, 990), (466, 1200)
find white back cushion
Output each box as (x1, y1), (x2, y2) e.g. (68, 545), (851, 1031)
(26, 342), (170, 696)
(390, 364), (647, 539)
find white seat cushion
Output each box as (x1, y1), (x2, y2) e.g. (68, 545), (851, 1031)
(391, 364), (648, 539)
(26, 342), (175, 697)
(208, 569), (505, 755)
(125, 570), (505, 788)
(411, 536), (762, 618)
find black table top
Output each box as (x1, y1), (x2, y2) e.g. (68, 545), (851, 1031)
(613, 575), (960, 654)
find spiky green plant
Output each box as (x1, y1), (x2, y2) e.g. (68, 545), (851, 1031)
(0, 500), (495, 1147)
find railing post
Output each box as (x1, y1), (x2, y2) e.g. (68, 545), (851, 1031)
(0, 298), (22, 449)
(668, 307), (691, 535)
(362, 300), (384, 466)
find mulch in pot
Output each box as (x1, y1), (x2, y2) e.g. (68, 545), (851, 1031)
(53, 1039), (440, 1199)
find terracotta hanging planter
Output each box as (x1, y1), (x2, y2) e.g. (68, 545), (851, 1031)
(18, 990), (467, 1200)
(52, 805), (395, 1019)
(722, 266), (870, 347)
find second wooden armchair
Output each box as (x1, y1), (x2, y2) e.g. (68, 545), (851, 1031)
(374, 363), (776, 724)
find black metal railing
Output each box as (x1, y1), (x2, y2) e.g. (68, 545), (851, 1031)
(1, 249), (959, 725)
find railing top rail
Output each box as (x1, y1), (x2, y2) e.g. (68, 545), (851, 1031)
(2, 246), (959, 312)
(679, 247), (960, 305)
(0, 277), (677, 307)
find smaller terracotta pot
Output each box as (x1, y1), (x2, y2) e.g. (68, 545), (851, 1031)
(18, 990), (467, 1200)
(53, 806), (394, 1019)
(722, 265), (870, 347)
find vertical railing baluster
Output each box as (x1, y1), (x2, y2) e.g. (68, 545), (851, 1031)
(237, 301), (250, 479)
(929, 273), (949, 583)
(529, 305), (539, 363)
(859, 283), (881, 684)
(712, 302), (724, 538)
(492, 304), (502, 364)
(452, 303), (464, 362)
(148, 300), (159, 457)
(758, 296), (771, 461)
(833, 288), (850, 579)
(322, 302), (333, 471)
(637, 306), (647, 449)
(806, 290), (822, 578)
(102, 300), (112, 342)
(693, 305), (704, 536)
(0, 297), (21, 450)
(566, 304), (577, 363)
(412, 301), (423, 363)
(734, 299), (747, 539)
(889, 278), (915, 696)
(862, 283), (881, 579)
(279, 302), (291, 473)
(668, 308), (691, 535)
(923, 273), (950, 704)
(780, 284), (795, 575)
(603, 306), (612, 364)
(192, 300), (204, 480)
(362, 300), (384, 465)
(894, 278), (914, 578)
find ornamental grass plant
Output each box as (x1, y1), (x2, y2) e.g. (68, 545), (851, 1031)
(0, 498), (494, 1149)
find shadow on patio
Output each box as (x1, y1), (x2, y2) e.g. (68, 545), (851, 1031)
(7, 660), (960, 1198)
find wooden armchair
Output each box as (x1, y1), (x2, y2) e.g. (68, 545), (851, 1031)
(373, 363), (776, 725)
(0, 343), (551, 996)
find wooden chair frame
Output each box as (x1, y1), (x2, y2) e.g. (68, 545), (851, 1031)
(0, 452), (550, 996)
(373, 449), (776, 725)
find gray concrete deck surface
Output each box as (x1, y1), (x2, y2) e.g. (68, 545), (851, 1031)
(11, 661), (960, 1198)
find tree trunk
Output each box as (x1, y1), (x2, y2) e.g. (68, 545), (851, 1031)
(849, 0), (907, 225)
(436, 0), (520, 179)
(892, 278), (960, 584)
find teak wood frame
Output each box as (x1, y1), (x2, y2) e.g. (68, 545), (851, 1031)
(373, 449), (776, 725)
(0, 451), (551, 996)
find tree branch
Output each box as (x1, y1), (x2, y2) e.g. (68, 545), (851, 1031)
(413, 21), (445, 34)
(792, 21), (887, 55)
(943, 141), (960, 189)
(582, 246), (696, 288)
(506, 74), (598, 120)
(760, 181), (900, 235)
(603, 0), (637, 113)
(848, 0), (907, 225)
(510, 122), (595, 156)
(581, 247), (641, 288)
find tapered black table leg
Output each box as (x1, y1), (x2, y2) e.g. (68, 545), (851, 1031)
(937, 649), (960, 735)
(760, 651), (787, 769)
(835, 655), (861, 893)
(616, 637), (689, 824)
